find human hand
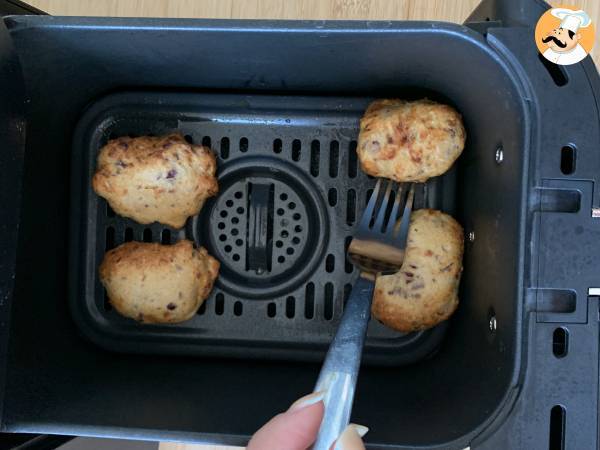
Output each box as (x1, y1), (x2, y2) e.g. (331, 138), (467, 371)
(247, 392), (368, 450)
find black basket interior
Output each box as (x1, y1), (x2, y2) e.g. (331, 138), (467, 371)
(72, 92), (457, 365)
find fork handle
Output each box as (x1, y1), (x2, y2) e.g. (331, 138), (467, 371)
(310, 274), (375, 450)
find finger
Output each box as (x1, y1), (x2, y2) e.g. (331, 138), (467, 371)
(333, 424), (369, 450)
(247, 392), (325, 450)
(288, 391), (326, 412)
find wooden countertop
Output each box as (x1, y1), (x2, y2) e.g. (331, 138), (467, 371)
(24, 1), (598, 449)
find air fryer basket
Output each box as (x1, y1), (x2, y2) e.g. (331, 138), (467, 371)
(1, 1), (600, 449)
(71, 92), (456, 365)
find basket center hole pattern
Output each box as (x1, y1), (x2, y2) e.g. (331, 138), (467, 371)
(211, 178), (309, 277)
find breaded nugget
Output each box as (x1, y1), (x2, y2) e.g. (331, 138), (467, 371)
(372, 209), (464, 332)
(99, 240), (219, 324)
(93, 134), (218, 228)
(357, 99), (465, 182)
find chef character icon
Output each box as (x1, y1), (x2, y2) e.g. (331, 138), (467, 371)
(540, 8), (592, 65)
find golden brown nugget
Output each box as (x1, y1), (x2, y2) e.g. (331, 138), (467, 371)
(93, 134), (218, 228)
(372, 209), (464, 333)
(357, 99), (465, 182)
(99, 240), (219, 324)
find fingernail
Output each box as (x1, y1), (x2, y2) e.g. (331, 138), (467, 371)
(288, 391), (325, 412)
(333, 424), (368, 450)
(350, 424), (369, 438)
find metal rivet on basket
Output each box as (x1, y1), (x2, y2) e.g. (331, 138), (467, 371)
(489, 315), (497, 333)
(467, 230), (475, 242)
(495, 146), (504, 164)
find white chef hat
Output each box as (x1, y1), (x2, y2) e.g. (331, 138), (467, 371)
(551, 8), (592, 33)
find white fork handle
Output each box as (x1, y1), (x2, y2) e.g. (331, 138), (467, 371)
(310, 275), (374, 450)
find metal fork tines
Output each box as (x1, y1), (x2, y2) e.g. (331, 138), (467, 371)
(310, 178), (415, 450)
(348, 179), (416, 274)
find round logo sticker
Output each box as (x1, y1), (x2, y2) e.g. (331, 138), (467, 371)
(535, 6), (596, 65)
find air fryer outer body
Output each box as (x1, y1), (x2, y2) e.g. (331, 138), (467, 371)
(0, 0), (598, 449)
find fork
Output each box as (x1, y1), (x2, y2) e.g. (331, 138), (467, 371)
(310, 179), (415, 450)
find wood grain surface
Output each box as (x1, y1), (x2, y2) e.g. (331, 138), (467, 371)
(21, 1), (598, 449)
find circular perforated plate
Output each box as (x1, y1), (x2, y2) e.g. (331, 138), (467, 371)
(193, 156), (329, 298)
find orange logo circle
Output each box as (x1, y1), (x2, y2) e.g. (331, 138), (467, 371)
(535, 6), (596, 65)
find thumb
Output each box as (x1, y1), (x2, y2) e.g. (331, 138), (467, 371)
(333, 424), (369, 450)
(247, 392), (325, 450)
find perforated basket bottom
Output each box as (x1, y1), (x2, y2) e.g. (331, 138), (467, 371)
(70, 92), (456, 365)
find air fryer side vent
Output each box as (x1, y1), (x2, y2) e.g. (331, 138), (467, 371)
(215, 293), (224, 315)
(239, 137), (248, 153)
(305, 282), (315, 319)
(292, 139), (301, 161)
(549, 405), (566, 450)
(348, 140), (358, 178)
(346, 189), (356, 225)
(220, 137), (230, 160)
(233, 301), (243, 316)
(330, 140), (339, 178)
